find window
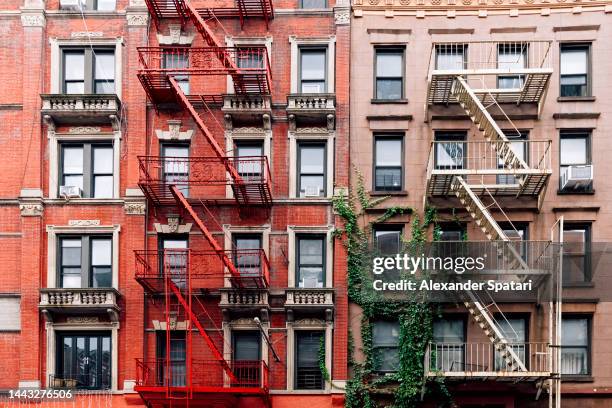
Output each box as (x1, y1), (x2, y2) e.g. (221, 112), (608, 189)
(295, 331), (324, 390)
(60, 143), (113, 198)
(162, 144), (189, 197)
(56, 332), (111, 390)
(435, 44), (466, 70)
(232, 331), (261, 386)
(299, 48), (327, 93)
(61, 48), (115, 94)
(70, 0), (116, 10)
(372, 321), (400, 372)
(297, 142), (326, 197)
(500, 222), (529, 262)
(374, 136), (403, 191)
(159, 236), (188, 287)
(375, 48), (404, 100)
(299, 0), (327, 8)
(559, 131), (592, 192)
(494, 317), (527, 371)
(235, 141), (264, 182)
(0, 296), (20, 331)
(296, 235), (325, 288)
(162, 48), (189, 94)
(374, 226), (403, 255)
(562, 223), (591, 284)
(236, 47), (264, 69)
(561, 316), (590, 375)
(156, 331), (186, 386)
(438, 223), (466, 241)
(434, 131), (466, 170)
(233, 234), (263, 281)
(59, 235), (112, 288)
(497, 43), (527, 89)
(560, 44), (590, 97)
(497, 131), (528, 185)
(433, 318), (465, 372)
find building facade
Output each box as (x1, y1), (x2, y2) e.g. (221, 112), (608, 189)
(0, 0), (349, 406)
(349, 1), (612, 407)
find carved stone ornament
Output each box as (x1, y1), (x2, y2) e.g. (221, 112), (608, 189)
(167, 216), (180, 233)
(66, 316), (100, 324)
(294, 318), (326, 327)
(68, 219), (100, 227)
(21, 13), (45, 27)
(334, 8), (350, 25)
(71, 32), (103, 38)
(124, 202), (146, 215)
(69, 126), (101, 134)
(20, 203), (43, 217)
(156, 120), (193, 141)
(126, 12), (148, 26)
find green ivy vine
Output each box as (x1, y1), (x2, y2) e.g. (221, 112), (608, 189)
(333, 173), (452, 408)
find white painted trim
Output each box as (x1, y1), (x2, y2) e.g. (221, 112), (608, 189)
(222, 224), (271, 287)
(288, 130), (335, 199)
(288, 36), (336, 94)
(48, 131), (121, 199)
(45, 321), (120, 391)
(225, 36), (273, 94)
(46, 224), (121, 289)
(222, 319), (269, 368)
(224, 128), (272, 199)
(286, 320), (332, 391)
(287, 225), (334, 288)
(49, 37), (123, 98)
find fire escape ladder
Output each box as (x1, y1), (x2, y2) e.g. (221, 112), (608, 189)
(166, 278), (239, 382)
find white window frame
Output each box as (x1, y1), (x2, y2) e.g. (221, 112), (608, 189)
(45, 321), (119, 392)
(48, 130), (121, 200)
(46, 224), (121, 289)
(287, 226), (334, 288)
(0, 295), (21, 332)
(288, 130), (335, 199)
(49, 37), (123, 96)
(225, 128), (272, 199)
(222, 318), (269, 385)
(225, 36), (273, 94)
(289, 36), (336, 94)
(223, 224), (271, 288)
(286, 319), (332, 392)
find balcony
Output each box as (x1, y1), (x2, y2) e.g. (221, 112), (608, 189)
(134, 249), (270, 294)
(138, 155), (273, 207)
(40, 94), (121, 125)
(426, 140), (552, 198)
(135, 359), (269, 405)
(222, 94), (272, 126)
(39, 288), (120, 321)
(425, 342), (551, 380)
(285, 288), (334, 312)
(286, 94), (336, 129)
(426, 41), (553, 107)
(220, 289), (270, 315)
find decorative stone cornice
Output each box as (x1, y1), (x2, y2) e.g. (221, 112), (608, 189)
(126, 10), (149, 26)
(154, 216), (193, 234)
(124, 202), (146, 215)
(155, 120), (193, 141)
(352, 0), (612, 17)
(334, 7), (351, 24)
(19, 188), (43, 217)
(157, 25), (195, 45)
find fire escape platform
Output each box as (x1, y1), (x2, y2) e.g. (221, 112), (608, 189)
(144, 0), (274, 25)
(427, 70), (552, 106)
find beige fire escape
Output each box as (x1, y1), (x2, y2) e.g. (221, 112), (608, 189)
(423, 41), (561, 405)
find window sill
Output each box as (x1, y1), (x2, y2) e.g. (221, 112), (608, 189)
(369, 190), (408, 197)
(557, 96), (596, 102)
(557, 189), (595, 195)
(371, 99), (408, 104)
(563, 282), (595, 288)
(561, 375), (594, 383)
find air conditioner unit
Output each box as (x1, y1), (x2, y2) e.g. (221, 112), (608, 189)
(60, 185), (83, 198)
(304, 185), (321, 197)
(59, 0), (82, 10)
(560, 165), (593, 190)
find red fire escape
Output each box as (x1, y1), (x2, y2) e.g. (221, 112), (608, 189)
(133, 0), (274, 406)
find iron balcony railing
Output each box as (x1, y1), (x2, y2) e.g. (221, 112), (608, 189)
(425, 342), (551, 378)
(134, 249), (270, 289)
(135, 359), (269, 391)
(138, 155), (272, 206)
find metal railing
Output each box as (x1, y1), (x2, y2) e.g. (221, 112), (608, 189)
(426, 342), (551, 376)
(427, 41), (553, 74)
(134, 248), (270, 289)
(135, 359), (269, 390)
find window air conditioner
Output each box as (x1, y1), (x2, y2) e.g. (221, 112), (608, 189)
(60, 185), (83, 198)
(59, 0), (82, 10)
(560, 165), (593, 190)
(304, 185), (321, 197)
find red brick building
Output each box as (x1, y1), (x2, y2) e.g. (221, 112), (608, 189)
(0, 0), (349, 406)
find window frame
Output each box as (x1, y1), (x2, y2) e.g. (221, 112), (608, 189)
(298, 0), (328, 8)
(56, 331), (112, 390)
(559, 43), (592, 98)
(435, 43), (468, 70)
(559, 130), (592, 192)
(497, 130), (529, 185)
(562, 222), (592, 284)
(434, 131), (468, 170)
(294, 330), (325, 390)
(234, 140), (265, 181)
(374, 47), (405, 101)
(297, 141), (327, 198)
(373, 134), (404, 192)
(560, 315), (592, 376)
(432, 315), (467, 372)
(371, 320), (400, 373)
(492, 314), (530, 371)
(59, 141), (114, 198)
(155, 331), (186, 386)
(298, 46), (328, 94)
(60, 47), (116, 94)
(296, 234), (327, 288)
(161, 142), (190, 197)
(57, 234), (113, 289)
(372, 224), (404, 255)
(497, 43), (528, 89)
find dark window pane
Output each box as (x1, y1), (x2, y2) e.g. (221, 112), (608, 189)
(233, 331), (261, 361)
(372, 321), (400, 372)
(296, 331), (324, 390)
(561, 318), (589, 375)
(375, 229), (401, 254)
(58, 333), (111, 390)
(300, 0), (326, 7)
